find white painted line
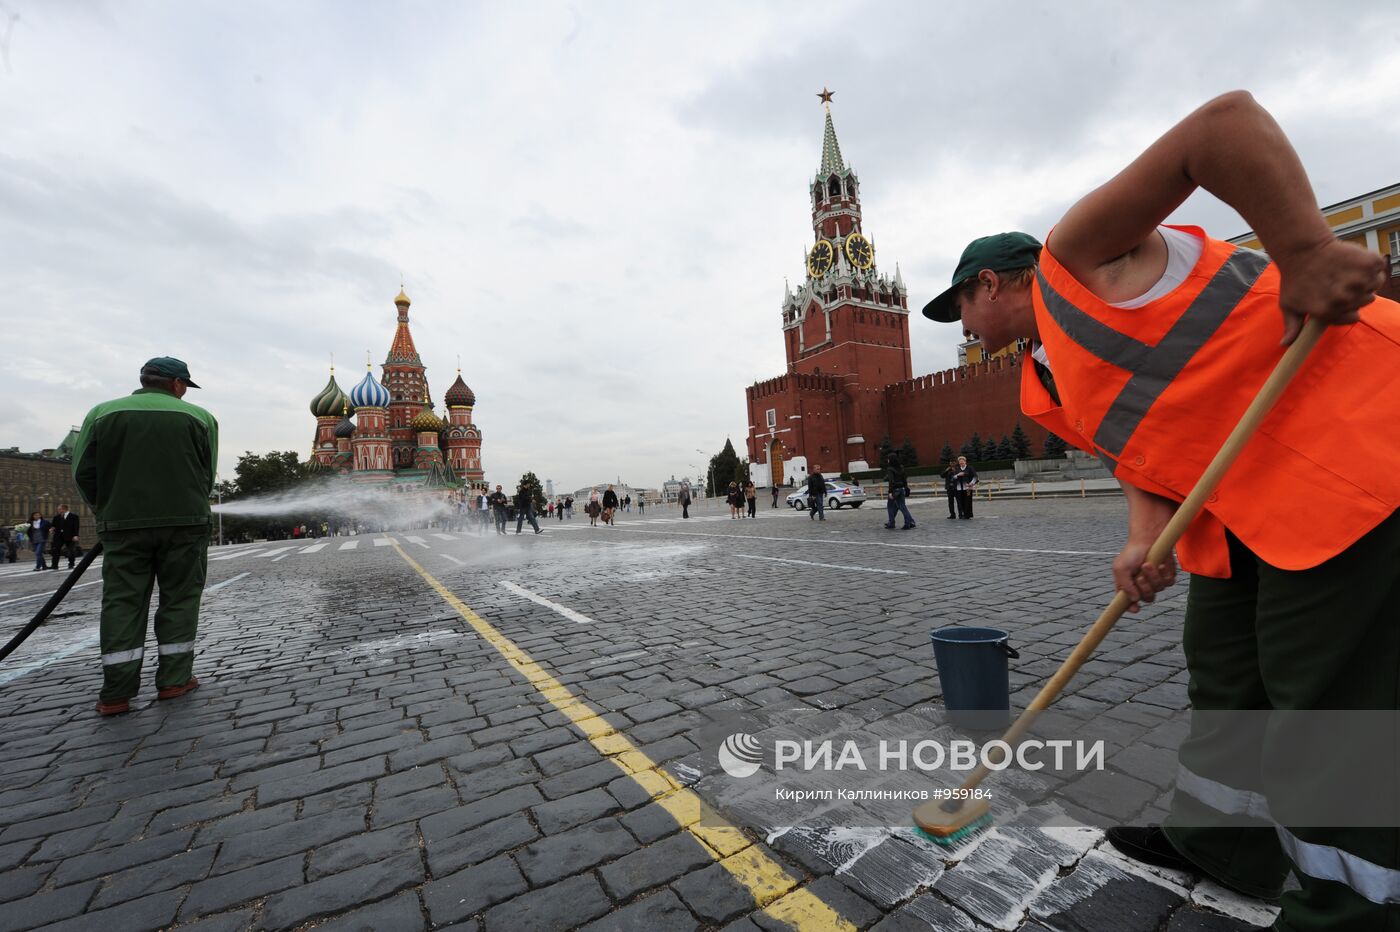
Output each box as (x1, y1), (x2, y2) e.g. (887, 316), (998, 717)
(205, 572), (250, 593)
(0, 580), (102, 609)
(210, 549), (266, 561)
(440, 554), (465, 566)
(272, 552), (291, 562)
(499, 581), (594, 624)
(432, 533), (456, 541)
(404, 536), (430, 549)
(256, 546), (297, 558)
(735, 553), (908, 575)
(0, 633), (96, 687)
(374, 538), (394, 547)
(338, 540), (359, 551)
(609, 527), (1113, 556)
(299, 543), (327, 554)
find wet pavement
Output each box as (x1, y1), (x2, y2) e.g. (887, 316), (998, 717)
(0, 496), (1279, 931)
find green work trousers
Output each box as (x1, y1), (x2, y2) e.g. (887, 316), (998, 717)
(98, 525), (208, 701)
(1164, 512), (1400, 931)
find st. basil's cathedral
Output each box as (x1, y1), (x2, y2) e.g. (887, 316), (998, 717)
(307, 288), (486, 492)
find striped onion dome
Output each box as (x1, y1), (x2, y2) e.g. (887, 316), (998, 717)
(309, 372), (349, 418)
(349, 368), (391, 409)
(444, 372), (476, 407)
(334, 410), (356, 439)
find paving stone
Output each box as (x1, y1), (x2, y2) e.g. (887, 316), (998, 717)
(181, 853), (304, 920)
(421, 784), (544, 841)
(839, 835), (947, 910)
(869, 893), (979, 931)
(1165, 908), (1260, 932)
(619, 802), (684, 844)
(451, 758), (541, 803)
(309, 823), (419, 881)
(146, 793), (252, 835)
(1110, 744), (1179, 790)
(32, 888), (184, 932)
(0, 864), (51, 904)
(0, 880), (99, 932)
(1029, 850), (1182, 932)
(91, 844), (217, 909)
(167, 908), (255, 931)
(672, 861), (759, 925)
(538, 760), (624, 800)
(260, 851), (423, 930)
(515, 818), (639, 885)
(311, 891), (427, 932)
(213, 807), (365, 874)
(0, 802), (120, 843)
(0, 839), (37, 872)
(299, 782), (374, 819)
(482, 872), (613, 932)
(49, 827), (194, 886)
(422, 855), (528, 926)
(579, 889), (699, 932)
(754, 875), (883, 930)
(532, 788), (622, 835)
(1059, 770), (1158, 823)
(255, 756), (386, 806)
(370, 783), (459, 828)
(425, 812), (538, 877)
(598, 832), (715, 900)
(374, 764), (446, 799)
(194, 801), (298, 845)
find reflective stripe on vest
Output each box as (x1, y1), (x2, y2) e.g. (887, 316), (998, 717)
(1276, 826), (1400, 904)
(102, 647), (144, 666)
(1035, 248), (1270, 458)
(158, 641), (195, 655)
(1175, 764), (1272, 821)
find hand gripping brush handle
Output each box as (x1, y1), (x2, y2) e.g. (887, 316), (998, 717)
(914, 317), (1328, 844)
(0, 541), (104, 664)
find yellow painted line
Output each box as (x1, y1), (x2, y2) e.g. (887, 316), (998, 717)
(392, 543), (855, 930)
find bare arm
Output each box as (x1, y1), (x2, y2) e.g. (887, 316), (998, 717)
(1049, 91), (1386, 343)
(1113, 481), (1179, 614)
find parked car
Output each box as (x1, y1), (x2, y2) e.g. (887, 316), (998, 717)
(785, 480), (867, 510)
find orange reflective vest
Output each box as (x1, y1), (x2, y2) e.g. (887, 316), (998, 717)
(1022, 227), (1400, 577)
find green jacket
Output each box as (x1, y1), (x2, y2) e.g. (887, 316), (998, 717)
(72, 389), (219, 532)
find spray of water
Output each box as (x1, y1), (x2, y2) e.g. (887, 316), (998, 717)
(214, 478), (458, 531)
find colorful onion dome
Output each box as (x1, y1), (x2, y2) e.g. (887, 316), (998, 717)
(410, 403), (444, 433)
(310, 371), (350, 418)
(349, 368), (391, 408)
(444, 371), (476, 407)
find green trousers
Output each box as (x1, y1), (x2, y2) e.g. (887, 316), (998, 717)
(1164, 512), (1400, 931)
(98, 525), (208, 701)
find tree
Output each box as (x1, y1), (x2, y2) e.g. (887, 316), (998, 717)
(996, 435), (1014, 460)
(939, 441), (955, 465)
(962, 433), (983, 461)
(899, 439), (919, 468)
(517, 472), (548, 514)
(878, 434), (895, 466)
(1010, 423), (1032, 460)
(1044, 432), (1069, 457)
(708, 438), (742, 497)
(232, 451), (310, 497)
(733, 458), (751, 486)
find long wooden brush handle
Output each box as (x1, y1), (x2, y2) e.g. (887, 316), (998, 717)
(957, 317), (1327, 791)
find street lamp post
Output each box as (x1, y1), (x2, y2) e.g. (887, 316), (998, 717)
(695, 449), (714, 499)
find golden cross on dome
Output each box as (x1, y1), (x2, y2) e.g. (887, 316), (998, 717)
(366, 350), (372, 370)
(817, 87), (834, 110)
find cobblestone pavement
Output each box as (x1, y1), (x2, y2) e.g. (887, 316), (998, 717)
(0, 496), (1281, 931)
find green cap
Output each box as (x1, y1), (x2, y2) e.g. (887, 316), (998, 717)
(141, 356), (200, 388)
(921, 232), (1043, 323)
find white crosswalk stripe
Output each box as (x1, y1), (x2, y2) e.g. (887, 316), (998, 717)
(432, 533), (456, 541)
(339, 540), (359, 551)
(374, 538), (394, 546)
(299, 543), (327, 554)
(256, 546), (297, 558)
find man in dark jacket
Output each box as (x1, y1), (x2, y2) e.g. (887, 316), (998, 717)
(941, 462), (959, 519)
(488, 485), (509, 534)
(49, 504), (81, 570)
(807, 468), (826, 521)
(515, 484), (542, 534)
(72, 357), (218, 716)
(884, 455), (916, 530)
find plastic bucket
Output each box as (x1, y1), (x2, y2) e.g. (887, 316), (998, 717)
(930, 626), (1020, 731)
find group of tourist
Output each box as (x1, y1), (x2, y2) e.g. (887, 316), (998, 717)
(725, 481), (758, 519)
(4, 504), (82, 570)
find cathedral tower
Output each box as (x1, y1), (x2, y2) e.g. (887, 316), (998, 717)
(381, 288), (430, 469)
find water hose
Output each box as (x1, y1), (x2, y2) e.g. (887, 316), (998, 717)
(0, 541), (104, 664)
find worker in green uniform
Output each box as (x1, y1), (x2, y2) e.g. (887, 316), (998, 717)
(72, 357), (218, 716)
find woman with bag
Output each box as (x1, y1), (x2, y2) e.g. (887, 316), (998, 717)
(953, 455), (978, 519)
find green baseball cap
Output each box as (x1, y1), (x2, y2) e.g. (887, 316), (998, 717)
(921, 231), (1043, 323)
(141, 356), (200, 388)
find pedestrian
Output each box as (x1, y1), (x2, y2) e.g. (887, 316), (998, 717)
(49, 503), (81, 569)
(602, 485), (619, 526)
(771, 485), (780, 509)
(24, 511), (50, 571)
(557, 499), (565, 521)
(806, 468), (826, 521)
(488, 484), (509, 534)
(679, 479), (692, 519)
(745, 481), (757, 518)
(725, 481), (740, 519)
(953, 455), (978, 519)
(883, 454), (916, 530)
(638, 496), (645, 514)
(515, 484), (542, 534)
(547, 501), (555, 518)
(72, 357), (217, 716)
(2, 525), (15, 563)
(565, 496), (574, 519)
(941, 461), (958, 519)
(918, 91), (1400, 931)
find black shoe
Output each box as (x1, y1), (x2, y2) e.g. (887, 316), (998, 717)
(902, 525), (915, 530)
(883, 524), (895, 529)
(1105, 826), (1196, 874)
(947, 515), (957, 519)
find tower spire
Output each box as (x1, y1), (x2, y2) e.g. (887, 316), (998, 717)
(817, 87), (845, 177)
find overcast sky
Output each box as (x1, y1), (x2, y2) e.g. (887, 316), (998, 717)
(5, 1), (1399, 493)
